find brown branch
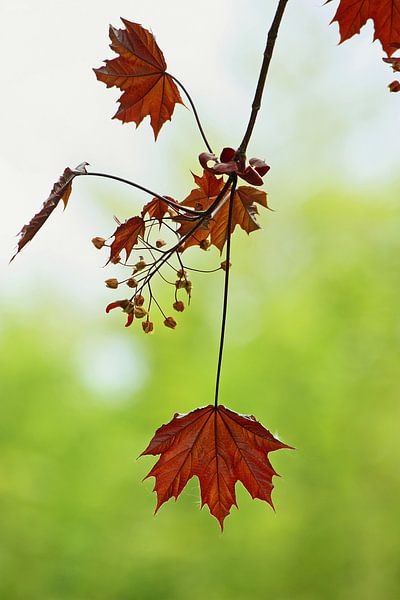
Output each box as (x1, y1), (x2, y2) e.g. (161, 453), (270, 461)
(236, 0), (290, 158)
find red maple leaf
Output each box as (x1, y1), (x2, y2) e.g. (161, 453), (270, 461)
(94, 19), (184, 139)
(329, 0), (400, 55)
(175, 171), (270, 252)
(141, 196), (172, 224)
(109, 215), (145, 263)
(141, 404), (291, 529)
(11, 162), (88, 262)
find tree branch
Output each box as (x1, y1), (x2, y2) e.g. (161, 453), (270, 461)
(237, 0), (290, 158)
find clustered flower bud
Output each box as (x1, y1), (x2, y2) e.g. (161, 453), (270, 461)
(134, 306), (148, 319)
(175, 279), (186, 289)
(142, 320), (154, 334)
(92, 236), (106, 249)
(389, 80), (400, 93)
(105, 278), (119, 289)
(134, 294), (145, 306)
(127, 277), (138, 288)
(134, 257), (147, 272)
(220, 260), (232, 271)
(184, 280), (192, 296)
(156, 239), (166, 248)
(164, 316), (177, 329)
(176, 269), (187, 278)
(200, 239), (211, 251)
(173, 300), (185, 312)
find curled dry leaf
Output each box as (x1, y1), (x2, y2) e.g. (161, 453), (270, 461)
(142, 404), (292, 529)
(11, 162), (88, 262)
(94, 19), (184, 139)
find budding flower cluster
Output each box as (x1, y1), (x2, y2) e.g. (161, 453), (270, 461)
(105, 278), (119, 289)
(164, 316), (177, 329)
(173, 300), (185, 312)
(133, 257), (147, 273)
(92, 236), (106, 249)
(142, 320), (154, 334)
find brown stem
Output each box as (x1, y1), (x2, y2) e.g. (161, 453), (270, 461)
(236, 0), (289, 158)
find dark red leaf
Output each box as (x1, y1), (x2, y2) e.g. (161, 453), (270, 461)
(109, 216), (145, 263)
(329, 0), (400, 56)
(142, 404), (292, 529)
(94, 19), (184, 139)
(11, 162), (88, 262)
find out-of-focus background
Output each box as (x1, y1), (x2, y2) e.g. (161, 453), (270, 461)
(1, 1), (400, 599)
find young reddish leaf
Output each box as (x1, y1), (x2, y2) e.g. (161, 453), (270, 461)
(141, 196), (172, 224)
(11, 162), (88, 261)
(174, 171), (224, 250)
(94, 19), (184, 139)
(109, 216), (145, 263)
(329, 0), (400, 56)
(175, 174), (269, 253)
(210, 186), (270, 252)
(142, 404), (291, 529)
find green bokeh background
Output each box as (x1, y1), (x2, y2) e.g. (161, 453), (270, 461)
(2, 181), (400, 599)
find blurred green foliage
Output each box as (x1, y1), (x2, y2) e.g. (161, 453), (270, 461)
(1, 188), (400, 600)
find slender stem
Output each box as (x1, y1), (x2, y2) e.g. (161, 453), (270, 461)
(237, 0), (289, 157)
(84, 172), (204, 217)
(214, 175), (237, 408)
(168, 74), (214, 154)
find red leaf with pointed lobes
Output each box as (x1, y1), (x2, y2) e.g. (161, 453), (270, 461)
(109, 216), (145, 263)
(141, 404), (292, 529)
(11, 162), (88, 262)
(94, 19), (184, 139)
(175, 172), (270, 253)
(141, 196), (173, 223)
(329, 0), (400, 56)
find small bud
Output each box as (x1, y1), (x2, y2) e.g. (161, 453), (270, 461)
(134, 306), (148, 319)
(134, 294), (145, 306)
(173, 300), (185, 312)
(105, 278), (119, 289)
(92, 236), (106, 249)
(111, 254), (121, 264)
(156, 239), (166, 248)
(388, 80), (400, 92)
(220, 260), (232, 271)
(142, 320), (154, 334)
(135, 259), (147, 271)
(175, 279), (186, 289)
(126, 277), (138, 288)
(176, 269), (187, 279)
(164, 316), (177, 329)
(200, 239), (211, 251)
(184, 280), (192, 293)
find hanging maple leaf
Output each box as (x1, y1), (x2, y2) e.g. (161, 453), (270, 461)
(11, 162), (88, 262)
(141, 196), (172, 224)
(175, 172), (270, 252)
(94, 19), (184, 139)
(329, 0), (400, 55)
(109, 215), (145, 263)
(142, 404), (291, 529)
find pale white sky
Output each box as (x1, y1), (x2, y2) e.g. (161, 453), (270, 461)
(1, 0), (399, 307)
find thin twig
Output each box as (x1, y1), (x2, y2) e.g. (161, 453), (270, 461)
(214, 175), (237, 407)
(168, 74), (214, 153)
(237, 0), (289, 157)
(85, 172), (204, 216)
